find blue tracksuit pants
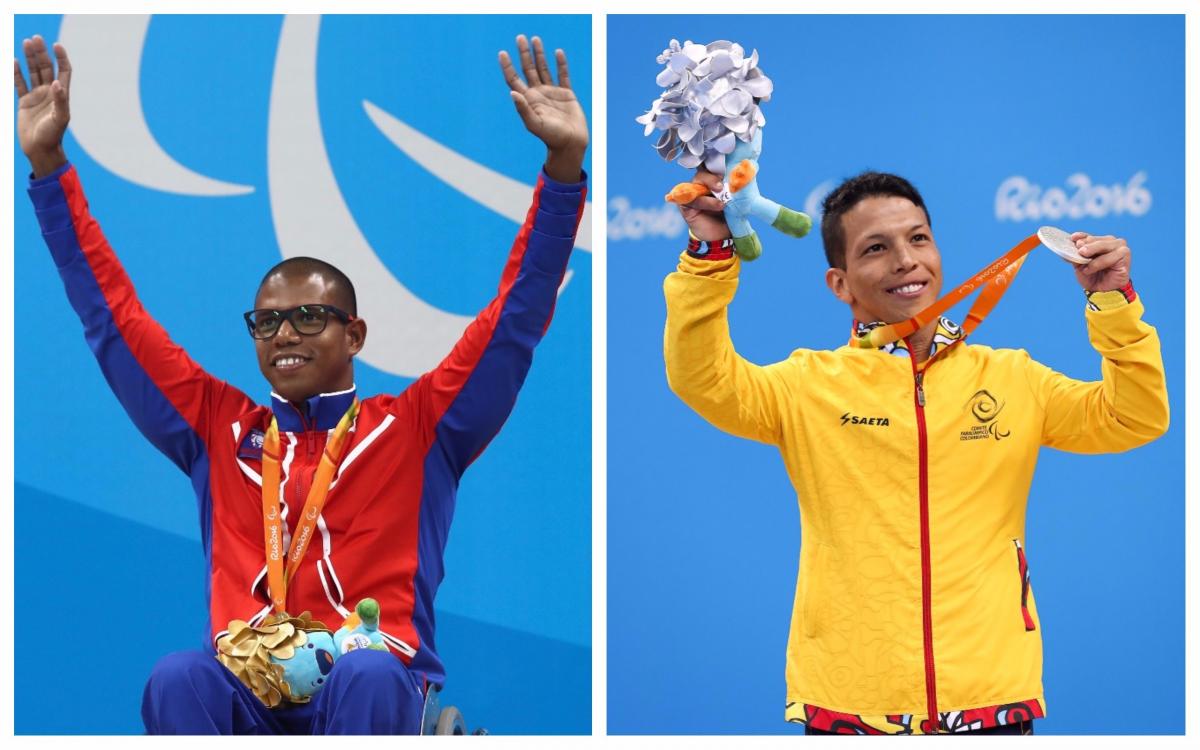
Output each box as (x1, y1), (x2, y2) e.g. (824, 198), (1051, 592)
(141, 648), (426, 734)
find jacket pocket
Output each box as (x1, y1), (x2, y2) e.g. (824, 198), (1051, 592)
(1013, 539), (1036, 632)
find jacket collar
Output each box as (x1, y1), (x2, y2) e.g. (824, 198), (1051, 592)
(850, 317), (965, 359)
(269, 385), (357, 433)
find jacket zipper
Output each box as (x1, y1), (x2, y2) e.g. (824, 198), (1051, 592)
(909, 349), (939, 733)
(287, 401), (318, 458)
(290, 403), (316, 511)
(294, 463), (306, 514)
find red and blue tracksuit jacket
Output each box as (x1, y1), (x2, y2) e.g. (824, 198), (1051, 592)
(28, 162), (587, 687)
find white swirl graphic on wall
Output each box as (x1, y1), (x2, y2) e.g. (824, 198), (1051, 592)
(804, 179), (835, 229)
(363, 102), (591, 253)
(996, 172), (1151, 222)
(57, 15), (254, 196)
(361, 101), (576, 295)
(58, 13), (590, 379)
(268, 15), (477, 377)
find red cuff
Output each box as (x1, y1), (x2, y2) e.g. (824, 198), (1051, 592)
(686, 237), (735, 261)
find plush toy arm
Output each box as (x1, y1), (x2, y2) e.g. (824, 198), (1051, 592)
(728, 159), (757, 192)
(665, 181), (711, 204)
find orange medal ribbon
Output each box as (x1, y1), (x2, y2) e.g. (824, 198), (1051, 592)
(260, 398), (360, 613)
(851, 234), (1043, 364)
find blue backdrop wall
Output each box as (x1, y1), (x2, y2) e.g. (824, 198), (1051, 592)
(607, 15), (1184, 735)
(14, 14), (591, 734)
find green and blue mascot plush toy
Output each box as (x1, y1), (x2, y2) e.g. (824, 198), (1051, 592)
(637, 39), (811, 260)
(215, 598), (389, 707)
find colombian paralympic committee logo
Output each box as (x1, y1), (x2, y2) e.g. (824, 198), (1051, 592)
(56, 14), (591, 379)
(960, 390), (1010, 442)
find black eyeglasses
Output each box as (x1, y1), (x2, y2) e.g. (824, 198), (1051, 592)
(243, 304), (355, 340)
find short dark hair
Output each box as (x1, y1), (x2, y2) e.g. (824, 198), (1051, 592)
(256, 256), (358, 316)
(820, 172), (931, 270)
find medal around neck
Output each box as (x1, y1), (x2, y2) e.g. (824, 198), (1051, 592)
(1037, 226), (1087, 264)
(637, 39), (811, 261)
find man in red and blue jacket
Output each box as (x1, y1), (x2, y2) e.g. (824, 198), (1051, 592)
(16, 33), (588, 734)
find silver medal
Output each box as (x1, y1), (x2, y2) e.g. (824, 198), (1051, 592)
(1037, 226), (1087, 264)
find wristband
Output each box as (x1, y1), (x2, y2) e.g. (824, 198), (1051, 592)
(686, 236), (736, 261)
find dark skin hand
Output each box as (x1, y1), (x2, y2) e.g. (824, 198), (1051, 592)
(14, 34), (71, 178)
(498, 35), (589, 183)
(17, 33), (591, 183)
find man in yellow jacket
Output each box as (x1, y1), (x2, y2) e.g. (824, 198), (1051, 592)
(664, 170), (1168, 735)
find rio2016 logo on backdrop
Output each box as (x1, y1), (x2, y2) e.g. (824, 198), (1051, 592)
(995, 172), (1151, 223)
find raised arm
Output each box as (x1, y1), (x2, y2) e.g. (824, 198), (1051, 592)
(15, 35), (70, 177)
(1032, 233), (1168, 452)
(663, 170), (790, 444)
(402, 35), (588, 476)
(16, 36), (253, 473)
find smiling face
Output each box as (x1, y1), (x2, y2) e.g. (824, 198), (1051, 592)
(824, 195), (943, 325)
(253, 270), (366, 404)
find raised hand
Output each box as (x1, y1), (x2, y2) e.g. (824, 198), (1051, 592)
(14, 35), (71, 177)
(1071, 232), (1132, 292)
(677, 169), (732, 242)
(498, 35), (588, 183)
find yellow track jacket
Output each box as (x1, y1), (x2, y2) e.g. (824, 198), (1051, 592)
(663, 252), (1168, 734)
